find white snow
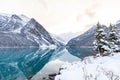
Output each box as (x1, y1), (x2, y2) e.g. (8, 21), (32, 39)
(50, 33), (66, 45)
(0, 13), (12, 17)
(55, 52), (120, 80)
(49, 44), (57, 49)
(41, 36), (51, 45)
(0, 13), (30, 22)
(11, 27), (23, 33)
(19, 15), (30, 23)
(98, 28), (104, 32)
(31, 59), (70, 80)
(115, 20), (120, 25)
(40, 44), (57, 50)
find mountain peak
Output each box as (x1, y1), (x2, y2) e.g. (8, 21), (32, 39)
(0, 14), (63, 48)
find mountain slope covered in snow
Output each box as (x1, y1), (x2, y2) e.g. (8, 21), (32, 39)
(66, 25), (108, 47)
(0, 14), (63, 48)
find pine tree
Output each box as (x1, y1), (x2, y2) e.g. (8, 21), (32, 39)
(108, 24), (120, 52)
(93, 22), (110, 56)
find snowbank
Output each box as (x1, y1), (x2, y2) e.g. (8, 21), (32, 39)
(55, 53), (120, 80)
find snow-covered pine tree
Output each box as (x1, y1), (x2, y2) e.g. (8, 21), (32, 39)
(108, 24), (120, 52)
(93, 22), (110, 56)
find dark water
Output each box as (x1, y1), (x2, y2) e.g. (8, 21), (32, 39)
(67, 47), (95, 59)
(0, 47), (93, 80)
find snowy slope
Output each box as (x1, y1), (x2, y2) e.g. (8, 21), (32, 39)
(50, 34), (65, 45)
(0, 14), (63, 48)
(55, 53), (120, 80)
(67, 25), (108, 47)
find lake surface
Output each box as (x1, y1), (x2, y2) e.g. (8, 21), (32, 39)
(0, 47), (93, 80)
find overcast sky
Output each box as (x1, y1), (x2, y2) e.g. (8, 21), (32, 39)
(0, 0), (120, 35)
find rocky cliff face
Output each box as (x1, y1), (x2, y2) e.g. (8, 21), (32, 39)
(0, 14), (63, 47)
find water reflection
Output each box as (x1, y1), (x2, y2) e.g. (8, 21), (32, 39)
(18, 48), (55, 79)
(0, 48), (55, 80)
(67, 47), (95, 59)
(0, 47), (94, 80)
(32, 48), (80, 80)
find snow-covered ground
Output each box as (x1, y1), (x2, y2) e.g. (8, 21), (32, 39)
(55, 53), (120, 80)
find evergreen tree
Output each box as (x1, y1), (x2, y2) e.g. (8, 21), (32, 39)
(93, 22), (110, 56)
(108, 24), (120, 52)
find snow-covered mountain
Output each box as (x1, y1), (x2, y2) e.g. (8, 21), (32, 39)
(66, 25), (108, 48)
(0, 14), (63, 48)
(115, 20), (120, 30)
(50, 34), (65, 46)
(59, 32), (80, 44)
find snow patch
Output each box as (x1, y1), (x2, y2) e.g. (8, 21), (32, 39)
(11, 27), (22, 33)
(40, 44), (57, 50)
(50, 34), (65, 44)
(19, 15), (30, 23)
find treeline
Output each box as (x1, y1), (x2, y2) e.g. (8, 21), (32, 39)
(93, 22), (120, 56)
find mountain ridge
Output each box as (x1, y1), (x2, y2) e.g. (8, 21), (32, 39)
(0, 14), (63, 48)
(66, 24), (109, 48)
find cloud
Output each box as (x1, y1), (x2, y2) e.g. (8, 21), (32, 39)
(0, 0), (119, 34)
(75, 0), (105, 32)
(77, 0), (102, 22)
(84, 3), (99, 18)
